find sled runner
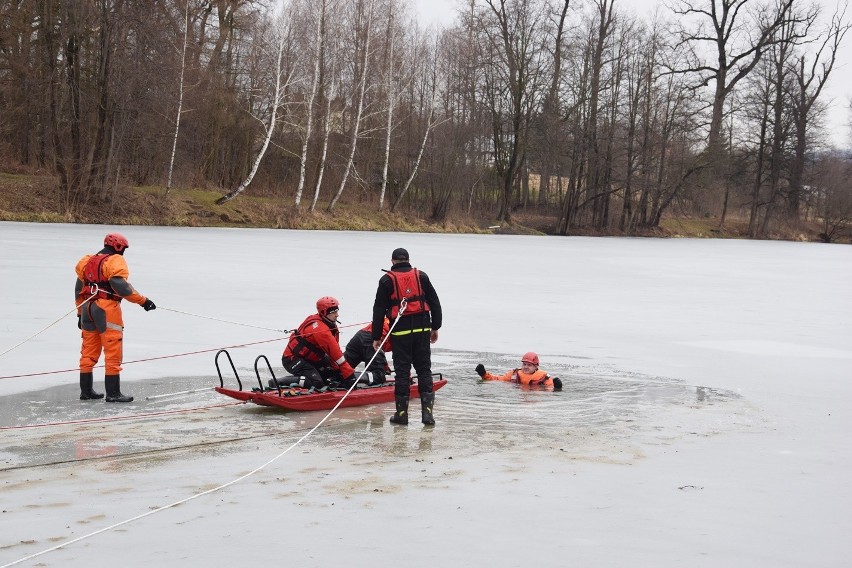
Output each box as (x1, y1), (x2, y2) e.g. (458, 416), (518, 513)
(213, 349), (446, 411)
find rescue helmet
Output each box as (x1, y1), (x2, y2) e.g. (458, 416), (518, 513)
(316, 296), (340, 317)
(521, 351), (539, 366)
(104, 232), (129, 253)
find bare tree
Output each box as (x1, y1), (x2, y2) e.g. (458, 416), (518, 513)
(327, 0), (375, 212)
(310, 75), (337, 211)
(745, 60), (773, 236)
(216, 7), (294, 204)
(788, 4), (850, 220)
(294, 0), (330, 206)
(167, 1), (191, 195)
(480, 0), (549, 223)
(391, 36), (442, 212)
(756, 15), (801, 235)
(671, 0), (794, 157)
(814, 151), (852, 242)
(534, 0), (570, 209)
(378, 0), (398, 210)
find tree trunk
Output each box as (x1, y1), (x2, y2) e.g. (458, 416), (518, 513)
(216, 17), (290, 204)
(327, 0), (374, 212)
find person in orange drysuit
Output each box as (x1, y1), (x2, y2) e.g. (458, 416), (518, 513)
(75, 233), (156, 402)
(282, 296), (357, 389)
(475, 352), (563, 390)
(344, 318), (391, 385)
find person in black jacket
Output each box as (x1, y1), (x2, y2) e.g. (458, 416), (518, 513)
(372, 248), (442, 425)
(344, 319), (391, 385)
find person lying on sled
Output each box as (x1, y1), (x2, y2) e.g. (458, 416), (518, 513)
(282, 296), (358, 389)
(343, 318), (391, 386)
(475, 351), (562, 390)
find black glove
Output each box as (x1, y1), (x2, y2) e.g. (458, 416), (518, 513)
(475, 364), (486, 378)
(553, 377), (563, 391)
(142, 299), (156, 311)
(77, 315), (82, 329)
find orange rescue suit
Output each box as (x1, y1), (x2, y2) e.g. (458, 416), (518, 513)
(482, 368), (557, 388)
(76, 253), (147, 375)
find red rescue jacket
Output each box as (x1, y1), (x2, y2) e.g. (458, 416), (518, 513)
(284, 314), (354, 376)
(362, 319), (392, 352)
(387, 268), (429, 319)
(82, 254), (121, 301)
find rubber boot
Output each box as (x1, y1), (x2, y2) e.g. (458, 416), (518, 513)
(79, 372), (104, 400)
(389, 396), (409, 425)
(104, 374), (134, 403)
(420, 392), (435, 425)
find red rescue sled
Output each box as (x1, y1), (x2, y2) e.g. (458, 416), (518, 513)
(213, 349), (447, 412)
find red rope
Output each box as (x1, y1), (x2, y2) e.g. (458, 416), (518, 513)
(0, 337), (285, 380)
(0, 319), (372, 381)
(0, 401), (244, 430)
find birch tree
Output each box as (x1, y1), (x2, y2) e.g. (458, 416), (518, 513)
(378, 0), (398, 210)
(166, 1), (191, 195)
(294, 0), (330, 206)
(216, 8), (294, 204)
(327, 0), (375, 212)
(391, 36), (441, 212)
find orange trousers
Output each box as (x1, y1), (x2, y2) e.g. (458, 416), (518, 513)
(79, 300), (124, 375)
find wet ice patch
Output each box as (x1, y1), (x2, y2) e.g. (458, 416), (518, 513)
(1, 350), (761, 471)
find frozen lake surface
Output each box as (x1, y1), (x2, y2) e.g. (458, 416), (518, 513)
(1, 222), (850, 567)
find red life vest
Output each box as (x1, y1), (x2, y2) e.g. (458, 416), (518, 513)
(82, 254), (121, 301)
(285, 314), (338, 363)
(387, 268), (428, 319)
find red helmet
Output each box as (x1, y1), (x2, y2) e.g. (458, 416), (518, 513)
(104, 232), (129, 253)
(521, 351), (539, 366)
(316, 296), (340, 317)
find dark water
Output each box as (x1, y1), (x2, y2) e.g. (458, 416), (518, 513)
(0, 349), (753, 470)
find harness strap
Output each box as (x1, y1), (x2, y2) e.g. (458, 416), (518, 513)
(83, 255), (122, 302)
(294, 335), (327, 360)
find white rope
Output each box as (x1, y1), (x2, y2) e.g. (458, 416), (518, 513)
(0, 291), (97, 360)
(159, 306), (292, 333)
(1, 301), (409, 568)
(145, 387), (213, 401)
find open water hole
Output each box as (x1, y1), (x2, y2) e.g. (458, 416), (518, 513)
(0, 348), (755, 470)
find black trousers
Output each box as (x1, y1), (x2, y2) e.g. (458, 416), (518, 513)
(282, 356), (339, 389)
(390, 330), (433, 398)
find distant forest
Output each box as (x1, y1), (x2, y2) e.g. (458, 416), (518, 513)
(1, 0), (851, 240)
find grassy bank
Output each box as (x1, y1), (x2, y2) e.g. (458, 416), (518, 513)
(0, 172), (824, 241)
